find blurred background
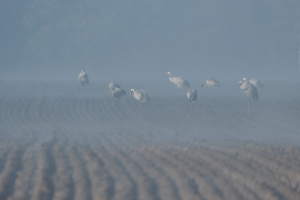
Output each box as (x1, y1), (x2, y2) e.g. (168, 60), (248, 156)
(1, 0), (300, 81)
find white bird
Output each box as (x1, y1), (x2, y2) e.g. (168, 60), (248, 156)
(112, 88), (127, 99)
(201, 78), (220, 95)
(239, 78), (258, 108)
(201, 79), (220, 89)
(108, 83), (126, 99)
(131, 89), (150, 104)
(165, 72), (189, 89)
(248, 78), (264, 88)
(187, 89), (197, 103)
(78, 69), (89, 86)
(108, 83), (121, 93)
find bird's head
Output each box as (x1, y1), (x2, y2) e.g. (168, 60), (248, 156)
(238, 81), (242, 86)
(165, 72), (171, 75)
(242, 78), (247, 81)
(130, 89), (134, 93)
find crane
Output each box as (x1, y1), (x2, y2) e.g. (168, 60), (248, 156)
(201, 78), (220, 95)
(248, 78), (264, 88)
(78, 69), (89, 86)
(165, 72), (189, 90)
(108, 83), (126, 99)
(238, 78), (258, 109)
(187, 89), (197, 103)
(130, 89), (150, 104)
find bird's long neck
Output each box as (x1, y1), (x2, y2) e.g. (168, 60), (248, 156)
(168, 73), (173, 82)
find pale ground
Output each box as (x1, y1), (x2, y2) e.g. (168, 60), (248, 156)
(0, 81), (299, 200)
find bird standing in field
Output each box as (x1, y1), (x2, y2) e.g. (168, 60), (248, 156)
(201, 78), (220, 95)
(201, 78), (220, 89)
(131, 89), (150, 104)
(165, 72), (189, 90)
(78, 69), (89, 86)
(248, 78), (264, 88)
(108, 83), (126, 99)
(108, 83), (121, 93)
(111, 88), (127, 99)
(187, 89), (197, 103)
(238, 78), (258, 109)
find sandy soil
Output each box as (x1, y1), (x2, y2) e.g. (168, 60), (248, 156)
(0, 81), (299, 200)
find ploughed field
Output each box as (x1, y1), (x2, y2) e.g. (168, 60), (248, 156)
(0, 80), (299, 200)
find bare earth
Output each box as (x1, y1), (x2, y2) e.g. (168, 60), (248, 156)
(0, 81), (299, 200)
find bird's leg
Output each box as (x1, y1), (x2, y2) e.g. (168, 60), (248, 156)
(187, 101), (193, 117)
(248, 96), (250, 110)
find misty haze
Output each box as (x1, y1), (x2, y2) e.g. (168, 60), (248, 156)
(0, 1), (300, 200)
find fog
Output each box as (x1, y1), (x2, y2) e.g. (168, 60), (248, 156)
(1, 0), (300, 81)
(1, 1), (300, 199)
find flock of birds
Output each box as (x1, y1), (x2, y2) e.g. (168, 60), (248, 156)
(78, 69), (264, 106)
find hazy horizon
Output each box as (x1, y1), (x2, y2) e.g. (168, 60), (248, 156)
(1, 0), (300, 81)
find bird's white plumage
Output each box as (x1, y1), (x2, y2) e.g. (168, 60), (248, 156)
(248, 78), (264, 88)
(238, 79), (258, 100)
(131, 89), (150, 104)
(108, 83), (126, 99)
(201, 79), (220, 88)
(112, 88), (126, 99)
(166, 72), (189, 89)
(108, 83), (121, 93)
(187, 89), (197, 102)
(78, 70), (89, 86)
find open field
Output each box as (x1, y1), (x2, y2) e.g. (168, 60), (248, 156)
(0, 81), (299, 199)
